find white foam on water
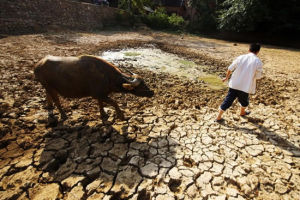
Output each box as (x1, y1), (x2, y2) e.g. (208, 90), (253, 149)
(100, 48), (206, 80)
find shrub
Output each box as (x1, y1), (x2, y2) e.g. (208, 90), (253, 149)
(143, 7), (185, 30)
(143, 7), (169, 29)
(168, 13), (185, 30)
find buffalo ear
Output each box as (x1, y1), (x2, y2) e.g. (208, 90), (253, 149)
(122, 83), (134, 90)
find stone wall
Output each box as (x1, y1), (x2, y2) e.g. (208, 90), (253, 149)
(0, 0), (122, 34)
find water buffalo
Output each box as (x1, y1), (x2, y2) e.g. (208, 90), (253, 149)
(34, 55), (154, 120)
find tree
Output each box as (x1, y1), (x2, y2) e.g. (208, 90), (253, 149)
(118, 0), (153, 15)
(218, 0), (300, 35)
(189, 0), (218, 31)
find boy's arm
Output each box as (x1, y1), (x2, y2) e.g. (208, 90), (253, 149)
(224, 56), (239, 82)
(255, 63), (263, 79)
(222, 70), (232, 82)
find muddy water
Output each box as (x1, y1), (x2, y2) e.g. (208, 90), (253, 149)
(101, 47), (226, 90)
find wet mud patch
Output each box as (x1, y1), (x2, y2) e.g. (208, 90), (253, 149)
(101, 46), (227, 89)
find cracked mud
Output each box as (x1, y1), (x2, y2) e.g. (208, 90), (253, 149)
(0, 31), (299, 200)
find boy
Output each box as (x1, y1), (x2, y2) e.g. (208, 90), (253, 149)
(216, 43), (263, 122)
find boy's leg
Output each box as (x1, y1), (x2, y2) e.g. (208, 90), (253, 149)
(216, 109), (224, 121)
(237, 91), (249, 116)
(216, 88), (237, 120)
(240, 106), (246, 114)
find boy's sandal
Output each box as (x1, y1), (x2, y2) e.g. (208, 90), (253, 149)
(214, 118), (225, 123)
(241, 111), (251, 117)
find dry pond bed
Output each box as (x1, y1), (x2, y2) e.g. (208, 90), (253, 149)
(0, 30), (299, 200)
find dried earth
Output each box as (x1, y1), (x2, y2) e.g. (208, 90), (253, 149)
(0, 30), (299, 200)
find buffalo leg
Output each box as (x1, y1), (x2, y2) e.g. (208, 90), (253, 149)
(98, 99), (108, 119)
(46, 88), (67, 120)
(103, 97), (124, 120)
(46, 92), (54, 109)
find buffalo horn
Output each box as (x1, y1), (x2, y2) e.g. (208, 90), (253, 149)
(131, 77), (142, 87)
(122, 70), (141, 87)
(123, 68), (134, 75)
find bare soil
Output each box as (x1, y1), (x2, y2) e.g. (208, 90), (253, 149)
(0, 30), (299, 200)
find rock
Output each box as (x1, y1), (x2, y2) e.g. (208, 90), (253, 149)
(46, 138), (67, 151)
(212, 177), (223, 186)
(140, 163), (159, 178)
(8, 112), (18, 119)
(87, 192), (105, 200)
(291, 150), (300, 157)
(228, 195), (246, 200)
(234, 140), (246, 148)
(213, 155), (225, 164)
(110, 166), (142, 198)
(1, 166), (41, 192)
(143, 116), (157, 124)
(205, 151), (214, 161)
(233, 166), (247, 176)
(129, 156), (143, 166)
(54, 158), (77, 181)
(226, 187), (239, 197)
(179, 169), (194, 177)
(201, 183), (215, 196)
(245, 145), (264, 156)
(156, 194), (174, 200)
(86, 179), (102, 195)
(65, 184), (85, 200)
(186, 184), (198, 198)
(86, 167), (101, 179)
(62, 176), (85, 189)
(190, 153), (202, 163)
(199, 161), (213, 172)
(211, 162), (224, 175)
(196, 171), (212, 187)
(275, 183), (288, 194)
(29, 183), (62, 200)
(169, 167), (182, 179)
(156, 183), (168, 194)
(159, 159), (172, 168)
(214, 195), (227, 200)
(101, 157), (118, 173)
(15, 156), (32, 168)
(90, 173), (114, 194)
(0, 188), (24, 200)
(109, 143), (128, 159)
(158, 138), (168, 148)
(202, 136), (213, 145)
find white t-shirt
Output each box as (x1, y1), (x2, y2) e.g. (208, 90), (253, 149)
(228, 53), (263, 94)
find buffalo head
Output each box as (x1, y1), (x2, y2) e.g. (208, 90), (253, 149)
(122, 74), (154, 97)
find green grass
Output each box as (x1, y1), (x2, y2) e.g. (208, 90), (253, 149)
(199, 74), (227, 90)
(178, 60), (195, 66)
(124, 52), (141, 57)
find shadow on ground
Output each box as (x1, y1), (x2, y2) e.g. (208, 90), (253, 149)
(221, 116), (300, 157)
(38, 118), (179, 199)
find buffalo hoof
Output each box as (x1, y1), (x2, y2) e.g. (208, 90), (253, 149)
(118, 114), (125, 121)
(45, 105), (54, 110)
(47, 115), (58, 127)
(101, 113), (109, 119)
(61, 114), (68, 121)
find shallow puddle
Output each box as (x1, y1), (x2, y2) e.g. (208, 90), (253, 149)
(101, 47), (226, 90)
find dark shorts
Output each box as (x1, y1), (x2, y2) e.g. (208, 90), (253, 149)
(220, 88), (249, 111)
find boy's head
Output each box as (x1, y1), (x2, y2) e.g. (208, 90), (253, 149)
(249, 43), (261, 54)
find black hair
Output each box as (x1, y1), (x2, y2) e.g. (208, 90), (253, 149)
(249, 43), (261, 53)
